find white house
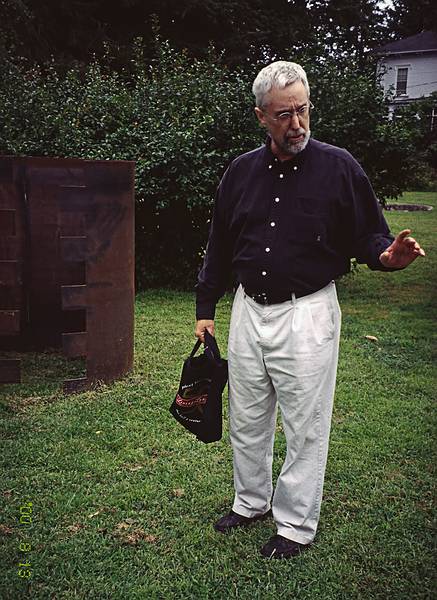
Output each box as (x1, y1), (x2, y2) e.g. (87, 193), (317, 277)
(374, 30), (437, 126)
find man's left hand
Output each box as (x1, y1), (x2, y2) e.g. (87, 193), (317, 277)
(379, 229), (425, 269)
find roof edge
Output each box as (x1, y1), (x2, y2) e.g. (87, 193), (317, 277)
(375, 48), (437, 56)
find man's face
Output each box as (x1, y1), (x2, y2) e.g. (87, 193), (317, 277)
(255, 81), (311, 160)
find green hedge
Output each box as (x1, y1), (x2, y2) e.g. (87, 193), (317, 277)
(1, 41), (434, 288)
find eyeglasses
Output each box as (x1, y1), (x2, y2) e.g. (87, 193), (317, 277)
(265, 102), (314, 124)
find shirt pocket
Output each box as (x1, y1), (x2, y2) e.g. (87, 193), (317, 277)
(286, 213), (327, 245)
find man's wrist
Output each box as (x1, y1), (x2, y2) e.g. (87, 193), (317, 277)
(378, 252), (404, 271)
(196, 303), (216, 321)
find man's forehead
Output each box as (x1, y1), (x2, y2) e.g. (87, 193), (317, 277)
(264, 82), (308, 107)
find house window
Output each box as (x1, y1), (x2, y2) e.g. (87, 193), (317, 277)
(396, 67), (408, 96)
(431, 108), (437, 131)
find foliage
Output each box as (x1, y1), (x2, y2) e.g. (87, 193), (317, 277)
(307, 0), (390, 67)
(1, 0), (428, 66)
(0, 40), (434, 286)
(387, 0), (437, 40)
(389, 94), (437, 192)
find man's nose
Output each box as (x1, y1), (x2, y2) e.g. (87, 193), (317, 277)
(289, 112), (301, 128)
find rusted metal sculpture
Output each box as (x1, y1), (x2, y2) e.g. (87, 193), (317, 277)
(0, 156), (135, 392)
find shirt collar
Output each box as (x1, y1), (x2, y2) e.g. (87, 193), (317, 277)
(263, 135), (311, 170)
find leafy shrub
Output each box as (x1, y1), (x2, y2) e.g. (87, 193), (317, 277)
(0, 42), (434, 287)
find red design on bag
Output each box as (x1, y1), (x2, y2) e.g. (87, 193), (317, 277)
(175, 393), (208, 408)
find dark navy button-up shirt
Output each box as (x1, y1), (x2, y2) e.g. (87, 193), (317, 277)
(196, 137), (395, 320)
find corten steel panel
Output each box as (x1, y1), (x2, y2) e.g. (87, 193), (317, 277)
(23, 162), (87, 350)
(60, 236), (87, 262)
(62, 332), (87, 358)
(27, 182), (62, 348)
(63, 377), (88, 394)
(0, 237), (20, 261)
(26, 164), (85, 187)
(0, 310), (20, 334)
(0, 156), (135, 392)
(0, 180), (25, 371)
(0, 286), (22, 310)
(0, 209), (16, 235)
(0, 260), (20, 286)
(61, 285), (87, 311)
(60, 162), (135, 390)
(0, 359), (21, 383)
(59, 206), (86, 289)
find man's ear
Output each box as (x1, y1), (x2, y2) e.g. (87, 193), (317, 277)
(255, 107), (267, 128)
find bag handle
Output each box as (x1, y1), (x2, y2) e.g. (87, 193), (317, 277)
(204, 329), (221, 360)
(189, 329), (221, 361)
(189, 338), (203, 358)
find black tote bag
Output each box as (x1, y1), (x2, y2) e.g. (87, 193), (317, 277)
(170, 330), (228, 443)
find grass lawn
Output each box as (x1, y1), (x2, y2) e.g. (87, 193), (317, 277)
(1, 191), (436, 599)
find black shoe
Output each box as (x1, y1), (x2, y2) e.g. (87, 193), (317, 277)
(214, 509), (272, 533)
(260, 534), (310, 559)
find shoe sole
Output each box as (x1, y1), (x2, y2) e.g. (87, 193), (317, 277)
(214, 509), (272, 533)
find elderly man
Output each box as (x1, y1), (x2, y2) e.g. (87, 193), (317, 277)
(195, 61), (425, 559)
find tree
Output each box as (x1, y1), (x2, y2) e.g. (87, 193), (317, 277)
(386, 0), (437, 39)
(0, 0), (321, 65)
(309, 0), (391, 67)
(2, 0), (434, 68)
(0, 0), (104, 61)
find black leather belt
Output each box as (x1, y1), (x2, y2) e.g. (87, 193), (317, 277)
(244, 287), (307, 305)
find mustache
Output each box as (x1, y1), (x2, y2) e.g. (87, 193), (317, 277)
(286, 128), (306, 138)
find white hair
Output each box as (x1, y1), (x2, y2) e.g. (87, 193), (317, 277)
(252, 61), (310, 108)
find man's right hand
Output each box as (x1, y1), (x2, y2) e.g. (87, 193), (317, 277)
(195, 319), (215, 343)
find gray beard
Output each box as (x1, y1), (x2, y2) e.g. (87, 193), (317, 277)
(279, 129), (311, 156)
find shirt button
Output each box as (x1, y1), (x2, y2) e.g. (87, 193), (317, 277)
(268, 165), (272, 169)
(270, 221), (275, 227)
(293, 165), (298, 171)
(279, 173), (284, 178)
(274, 197), (280, 203)
(261, 271), (267, 276)
(265, 247), (270, 252)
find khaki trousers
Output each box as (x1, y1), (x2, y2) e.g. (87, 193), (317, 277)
(227, 282), (341, 545)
